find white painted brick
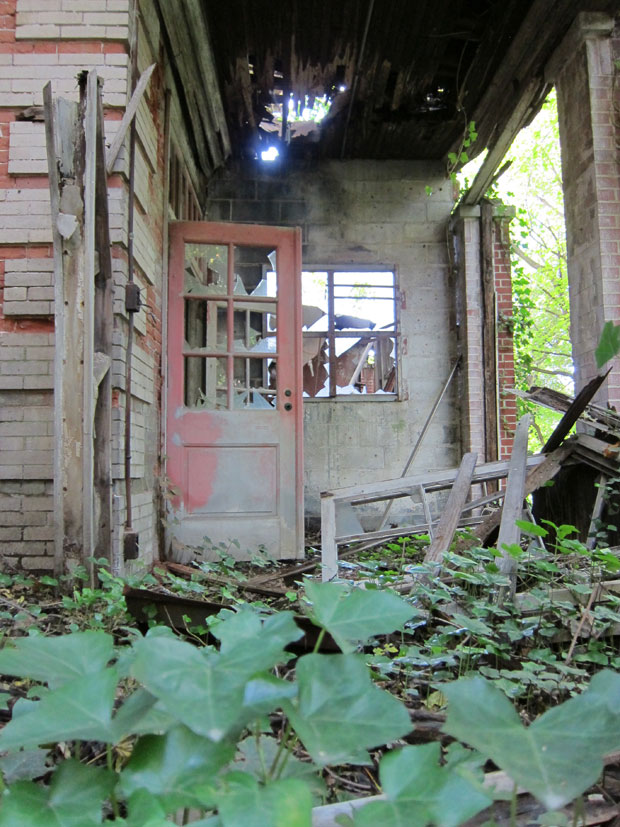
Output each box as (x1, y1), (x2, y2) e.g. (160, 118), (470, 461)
(17, 11), (81, 25)
(15, 25), (61, 39)
(4, 288), (27, 302)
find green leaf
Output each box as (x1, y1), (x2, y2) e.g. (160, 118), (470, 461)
(236, 736), (326, 800)
(304, 582), (414, 653)
(515, 519), (548, 538)
(284, 654), (410, 766)
(443, 670), (620, 809)
(123, 790), (171, 827)
(0, 760), (114, 827)
(0, 631), (114, 689)
(121, 724), (234, 811)
(213, 609), (302, 680)
(353, 743), (491, 827)
(449, 614), (494, 637)
(217, 775), (312, 827)
(0, 669), (118, 751)
(595, 321), (620, 369)
(0, 749), (49, 783)
(130, 634), (245, 742)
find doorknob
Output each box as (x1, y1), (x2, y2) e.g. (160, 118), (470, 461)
(284, 402), (292, 411)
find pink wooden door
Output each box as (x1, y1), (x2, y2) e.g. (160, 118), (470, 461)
(166, 222), (304, 560)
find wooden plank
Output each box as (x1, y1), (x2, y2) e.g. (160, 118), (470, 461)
(497, 415), (531, 593)
(44, 85), (85, 576)
(469, 443), (574, 548)
(481, 200), (498, 462)
(586, 473), (608, 550)
(82, 71), (98, 585)
(105, 63), (156, 175)
(93, 76), (114, 572)
(419, 485), (434, 540)
(44, 82), (66, 579)
(542, 371), (610, 452)
(321, 496), (338, 582)
(323, 455), (544, 506)
(425, 453), (478, 563)
(462, 79), (540, 206)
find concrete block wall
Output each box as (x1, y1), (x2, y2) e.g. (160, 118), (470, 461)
(206, 159), (461, 524)
(0, 0), (177, 572)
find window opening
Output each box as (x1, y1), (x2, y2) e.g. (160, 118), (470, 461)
(169, 145), (201, 220)
(301, 269), (398, 398)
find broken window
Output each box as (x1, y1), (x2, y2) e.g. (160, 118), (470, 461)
(183, 243), (278, 410)
(301, 269), (398, 398)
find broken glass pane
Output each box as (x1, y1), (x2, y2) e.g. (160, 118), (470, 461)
(184, 244), (228, 295)
(232, 246), (278, 296)
(233, 356), (276, 409)
(184, 356), (227, 409)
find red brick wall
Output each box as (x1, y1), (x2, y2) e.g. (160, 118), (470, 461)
(493, 217), (517, 460)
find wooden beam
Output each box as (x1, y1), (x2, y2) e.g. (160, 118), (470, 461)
(425, 453), (478, 564)
(542, 371), (610, 452)
(462, 79), (540, 206)
(105, 63), (156, 175)
(321, 495), (337, 582)
(94, 76), (114, 572)
(44, 87), (86, 575)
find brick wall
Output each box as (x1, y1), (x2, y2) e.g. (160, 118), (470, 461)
(550, 13), (620, 407)
(494, 215), (517, 460)
(0, 0), (173, 572)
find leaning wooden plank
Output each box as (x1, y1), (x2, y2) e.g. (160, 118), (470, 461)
(105, 63), (155, 174)
(424, 453), (478, 563)
(496, 415), (530, 595)
(324, 456), (544, 507)
(468, 443), (574, 548)
(321, 495), (338, 582)
(542, 370), (610, 453)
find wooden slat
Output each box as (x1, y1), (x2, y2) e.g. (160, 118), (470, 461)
(497, 414), (530, 595)
(469, 443), (574, 548)
(425, 453), (478, 563)
(105, 63), (156, 174)
(322, 455), (544, 506)
(321, 495), (337, 582)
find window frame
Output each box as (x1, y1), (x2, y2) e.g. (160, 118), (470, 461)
(301, 264), (400, 401)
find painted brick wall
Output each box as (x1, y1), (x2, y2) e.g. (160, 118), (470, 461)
(0, 0), (170, 572)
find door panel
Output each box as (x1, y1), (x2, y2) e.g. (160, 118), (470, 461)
(166, 222), (304, 560)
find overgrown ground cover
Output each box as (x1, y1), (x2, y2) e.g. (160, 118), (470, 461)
(0, 526), (619, 825)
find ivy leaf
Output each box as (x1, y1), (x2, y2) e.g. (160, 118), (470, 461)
(217, 774), (312, 827)
(0, 749), (49, 783)
(130, 634), (245, 742)
(0, 669), (118, 751)
(304, 582), (414, 653)
(0, 760), (114, 827)
(353, 743), (491, 827)
(515, 519), (548, 538)
(595, 321), (620, 369)
(0, 631), (114, 689)
(283, 654), (410, 766)
(443, 670), (620, 809)
(236, 736), (326, 801)
(123, 790), (171, 827)
(120, 724), (234, 811)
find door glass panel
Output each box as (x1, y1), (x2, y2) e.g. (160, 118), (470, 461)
(184, 356), (227, 409)
(184, 300), (228, 353)
(233, 356), (276, 409)
(184, 243), (228, 295)
(233, 245), (278, 297)
(231, 306), (276, 354)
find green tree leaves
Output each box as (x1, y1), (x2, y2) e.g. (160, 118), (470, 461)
(595, 320), (620, 369)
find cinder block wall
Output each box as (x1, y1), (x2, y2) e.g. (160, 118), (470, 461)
(206, 159), (461, 524)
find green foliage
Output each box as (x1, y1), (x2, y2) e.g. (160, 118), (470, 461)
(353, 743), (491, 826)
(443, 670), (620, 809)
(0, 574), (620, 825)
(595, 320), (620, 369)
